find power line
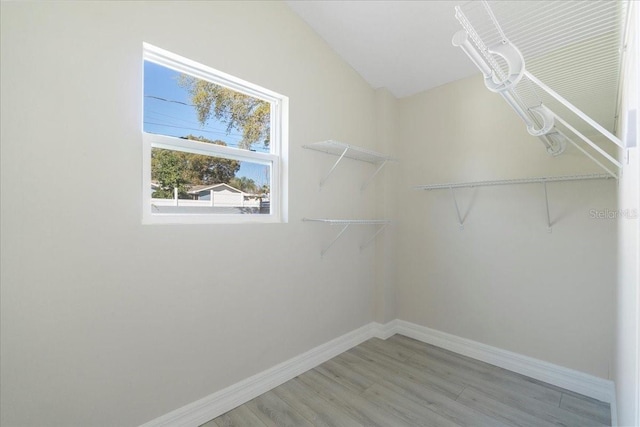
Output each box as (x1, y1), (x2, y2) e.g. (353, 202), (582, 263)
(144, 94), (246, 138)
(144, 116), (232, 138)
(143, 122), (244, 148)
(144, 95), (193, 106)
(143, 94), (269, 153)
(145, 109), (244, 138)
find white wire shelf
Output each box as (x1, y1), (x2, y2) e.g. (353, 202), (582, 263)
(303, 218), (391, 257)
(303, 140), (395, 190)
(415, 173), (614, 191)
(452, 0), (629, 176)
(302, 218), (391, 225)
(416, 173), (614, 232)
(303, 141), (393, 164)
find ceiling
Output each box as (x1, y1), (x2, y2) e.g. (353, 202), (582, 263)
(286, 1), (477, 98)
(286, 0), (628, 139)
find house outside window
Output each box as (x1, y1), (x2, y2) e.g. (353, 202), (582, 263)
(142, 43), (288, 224)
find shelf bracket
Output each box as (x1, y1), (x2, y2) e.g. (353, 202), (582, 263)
(304, 218), (391, 257)
(449, 186), (465, 230)
(542, 181), (552, 233)
(321, 224), (351, 258)
(360, 223), (389, 251)
(319, 147), (349, 189)
(361, 160), (388, 191)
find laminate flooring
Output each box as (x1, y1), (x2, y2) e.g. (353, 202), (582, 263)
(201, 334), (611, 427)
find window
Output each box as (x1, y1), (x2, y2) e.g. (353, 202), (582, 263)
(142, 43), (288, 224)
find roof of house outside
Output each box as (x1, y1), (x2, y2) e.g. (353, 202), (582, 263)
(188, 183), (243, 194)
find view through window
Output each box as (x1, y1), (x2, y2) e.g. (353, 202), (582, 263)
(142, 44), (287, 223)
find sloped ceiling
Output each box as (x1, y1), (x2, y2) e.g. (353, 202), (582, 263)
(287, 0), (628, 136)
(286, 0), (476, 98)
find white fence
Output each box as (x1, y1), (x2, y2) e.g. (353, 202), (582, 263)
(151, 196), (260, 208)
(152, 188), (265, 208)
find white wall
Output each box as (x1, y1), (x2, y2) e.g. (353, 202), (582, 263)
(395, 75), (617, 379)
(614, 2), (640, 425)
(0, 2), (384, 426)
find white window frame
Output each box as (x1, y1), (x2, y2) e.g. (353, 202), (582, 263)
(142, 43), (288, 224)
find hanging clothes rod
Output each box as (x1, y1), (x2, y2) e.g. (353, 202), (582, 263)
(415, 173), (614, 191)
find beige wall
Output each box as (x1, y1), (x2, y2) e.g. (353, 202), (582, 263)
(395, 75), (617, 379)
(373, 88), (400, 324)
(0, 2), (383, 426)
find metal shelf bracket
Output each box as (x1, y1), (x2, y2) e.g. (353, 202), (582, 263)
(361, 160), (389, 191)
(359, 222), (389, 251)
(449, 187), (465, 230)
(319, 146), (350, 189)
(303, 218), (391, 257)
(542, 181), (552, 233)
(417, 174), (614, 232)
(321, 223), (351, 257)
(303, 141), (395, 191)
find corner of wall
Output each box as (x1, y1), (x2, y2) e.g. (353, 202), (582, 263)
(373, 88), (400, 324)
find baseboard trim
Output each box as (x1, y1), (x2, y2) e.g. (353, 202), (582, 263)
(371, 319), (398, 339)
(610, 390), (618, 426)
(394, 320), (616, 404)
(141, 320), (617, 426)
(139, 323), (375, 427)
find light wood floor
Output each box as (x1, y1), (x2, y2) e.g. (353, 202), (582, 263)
(201, 335), (611, 427)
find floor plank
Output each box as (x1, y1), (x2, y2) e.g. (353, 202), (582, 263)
(209, 404), (267, 427)
(314, 358), (375, 394)
(361, 382), (461, 427)
(389, 335), (564, 406)
(271, 378), (362, 427)
(201, 335), (611, 427)
(245, 391), (313, 427)
(457, 386), (558, 427)
(560, 392), (612, 425)
(298, 369), (415, 427)
(347, 343), (467, 399)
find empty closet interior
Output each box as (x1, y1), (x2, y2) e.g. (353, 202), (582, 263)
(1, 1), (638, 426)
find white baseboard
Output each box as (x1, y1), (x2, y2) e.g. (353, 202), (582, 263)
(139, 323), (375, 427)
(610, 391), (618, 427)
(140, 320), (617, 427)
(371, 319), (398, 339)
(393, 320), (617, 425)
(394, 320), (616, 404)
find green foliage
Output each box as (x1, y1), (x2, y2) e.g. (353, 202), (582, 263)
(229, 176), (258, 194)
(179, 75), (271, 150)
(151, 148), (189, 199)
(151, 135), (240, 199)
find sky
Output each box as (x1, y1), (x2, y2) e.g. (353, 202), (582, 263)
(143, 61), (270, 188)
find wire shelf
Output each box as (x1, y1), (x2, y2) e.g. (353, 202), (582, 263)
(452, 0), (628, 172)
(303, 140), (394, 164)
(416, 173), (613, 191)
(303, 140), (395, 190)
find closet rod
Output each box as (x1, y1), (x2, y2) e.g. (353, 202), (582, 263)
(416, 173), (613, 191)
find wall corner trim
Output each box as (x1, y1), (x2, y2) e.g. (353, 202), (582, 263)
(371, 319), (398, 339)
(140, 320), (617, 427)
